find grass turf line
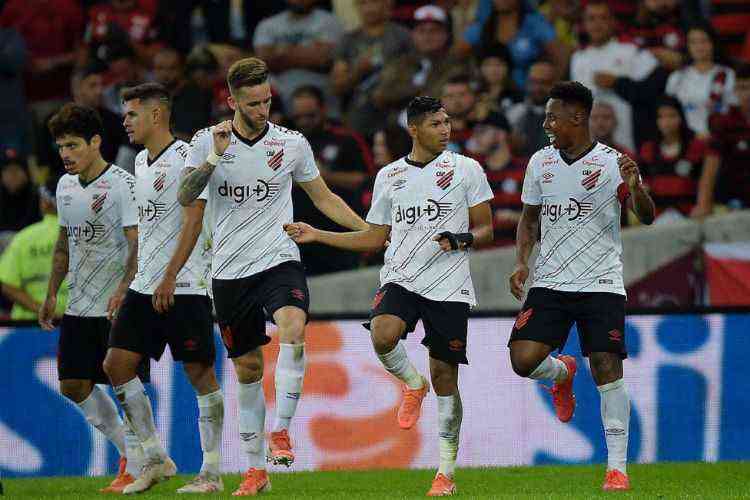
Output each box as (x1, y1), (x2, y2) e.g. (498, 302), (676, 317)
(4, 462), (750, 499)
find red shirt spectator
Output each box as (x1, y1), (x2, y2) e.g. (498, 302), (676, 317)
(622, 1), (684, 71)
(86, 0), (159, 64)
(0, 0), (84, 102)
(708, 106), (750, 209)
(486, 160), (526, 247)
(708, 0), (750, 58)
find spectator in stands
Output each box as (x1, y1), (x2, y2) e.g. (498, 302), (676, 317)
(98, 40), (143, 117)
(373, 5), (473, 127)
(705, 0), (750, 59)
(639, 96), (716, 220)
(441, 74), (480, 154)
(476, 0), (566, 88)
(506, 60), (556, 159)
(590, 100), (634, 157)
(156, 0), (230, 54)
(0, 149), (40, 233)
(289, 85), (374, 275)
(372, 124), (412, 171)
(707, 64), (750, 210)
(624, 0), (685, 71)
(0, 176), (66, 320)
(0, 26), (28, 154)
(37, 63), (130, 177)
(331, 0), (412, 138)
(473, 43), (521, 121)
(85, 0), (159, 67)
(0, 0), (83, 117)
(571, 0), (660, 151)
(253, 0), (344, 113)
(666, 23), (735, 137)
(538, 0), (579, 53)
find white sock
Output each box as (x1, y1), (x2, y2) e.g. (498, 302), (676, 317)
(237, 381), (266, 470)
(197, 389), (224, 476)
(114, 377), (166, 461)
(123, 417), (144, 476)
(77, 385), (125, 456)
(274, 343), (305, 432)
(598, 378), (630, 474)
(529, 356), (568, 383)
(437, 393), (462, 478)
(377, 342), (424, 390)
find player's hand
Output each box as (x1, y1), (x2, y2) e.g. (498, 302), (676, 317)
(433, 231), (474, 251)
(38, 295), (57, 331)
(618, 155), (641, 189)
(509, 264), (529, 301)
(107, 288), (127, 321)
(153, 275), (176, 314)
(284, 222), (318, 243)
(212, 120), (232, 156)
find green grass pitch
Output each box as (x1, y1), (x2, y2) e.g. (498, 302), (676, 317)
(4, 462), (750, 499)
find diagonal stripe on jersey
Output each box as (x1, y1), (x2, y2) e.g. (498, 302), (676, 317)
(582, 169), (601, 190)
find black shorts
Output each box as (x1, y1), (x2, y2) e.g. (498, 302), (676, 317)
(368, 283), (470, 365)
(508, 287), (627, 358)
(213, 261), (309, 358)
(109, 289), (216, 363)
(58, 315), (150, 384)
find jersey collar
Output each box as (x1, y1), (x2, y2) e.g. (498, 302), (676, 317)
(147, 138), (177, 166)
(78, 163), (112, 188)
(559, 141), (597, 166)
(405, 152), (442, 169)
(232, 123), (270, 148)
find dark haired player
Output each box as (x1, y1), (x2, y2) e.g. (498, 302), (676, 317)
(104, 82), (223, 494)
(39, 103), (145, 493)
(285, 96), (494, 496)
(508, 81), (655, 491)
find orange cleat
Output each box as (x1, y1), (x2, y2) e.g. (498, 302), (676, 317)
(268, 429), (294, 467)
(397, 376), (429, 430)
(426, 473), (456, 496)
(232, 468), (271, 496)
(549, 355), (577, 423)
(602, 469), (630, 491)
(99, 457), (135, 493)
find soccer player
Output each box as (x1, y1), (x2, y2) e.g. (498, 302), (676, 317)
(507, 82), (655, 491)
(103, 82), (224, 494)
(285, 96), (494, 496)
(38, 103), (145, 493)
(177, 57), (369, 496)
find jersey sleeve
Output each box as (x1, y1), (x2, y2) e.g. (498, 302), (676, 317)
(119, 174), (139, 228)
(292, 137), (320, 183)
(520, 155), (542, 205)
(0, 237), (21, 287)
(186, 128), (211, 169)
(55, 178), (67, 227)
(366, 170), (391, 226)
(465, 159), (494, 207)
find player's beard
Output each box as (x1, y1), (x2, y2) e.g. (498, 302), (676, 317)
(237, 109), (267, 135)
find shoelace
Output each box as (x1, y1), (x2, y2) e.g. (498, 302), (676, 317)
(139, 457), (164, 475)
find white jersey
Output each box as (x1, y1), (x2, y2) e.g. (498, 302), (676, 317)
(56, 164), (138, 316)
(367, 151), (493, 306)
(186, 123), (319, 280)
(130, 140), (211, 295)
(666, 65), (736, 136)
(522, 143), (630, 295)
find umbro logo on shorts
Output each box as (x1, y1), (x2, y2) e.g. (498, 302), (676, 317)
(290, 288), (305, 301)
(608, 329), (622, 342)
(448, 339), (465, 352)
(372, 290), (385, 309)
(220, 324), (234, 349)
(514, 308), (533, 329)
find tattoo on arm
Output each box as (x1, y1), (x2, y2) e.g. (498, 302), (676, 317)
(47, 228), (69, 296)
(178, 162), (215, 206)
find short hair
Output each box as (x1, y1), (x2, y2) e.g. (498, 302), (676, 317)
(48, 103), (104, 142)
(291, 85), (325, 106)
(406, 96), (444, 125)
(227, 57), (269, 92)
(122, 82), (171, 109)
(444, 74), (474, 89)
(736, 63), (750, 80)
(549, 81), (594, 116)
(585, 0), (611, 13)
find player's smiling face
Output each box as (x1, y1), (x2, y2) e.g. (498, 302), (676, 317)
(229, 83), (272, 133)
(543, 98), (575, 150)
(413, 109), (451, 156)
(122, 98), (154, 145)
(56, 134), (100, 175)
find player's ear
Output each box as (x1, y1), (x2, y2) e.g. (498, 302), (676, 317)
(89, 134), (102, 150)
(227, 93), (237, 112)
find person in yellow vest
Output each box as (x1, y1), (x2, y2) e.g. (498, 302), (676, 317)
(0, 176), (67, 319)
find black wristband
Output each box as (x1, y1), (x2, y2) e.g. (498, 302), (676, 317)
(437, 231), (474, 250)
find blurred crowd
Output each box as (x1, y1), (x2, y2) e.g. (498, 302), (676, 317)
(1, 0), (750, 318)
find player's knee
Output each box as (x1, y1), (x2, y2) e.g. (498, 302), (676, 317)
(509, 350), (540, 378)
(430, 369), (457, 396)
(233, 353), (264, 384)
(589, 353), (622, 385)
(59, 380), (92, 403)
(370, 317), (402, 353)
(183, 362), (218, 393)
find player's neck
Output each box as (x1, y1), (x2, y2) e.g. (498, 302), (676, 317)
(561, 136), (596, 159)
(79, 157), (108, 183)
(144, 130), (175, 162)
(408, 145), (441, 165)
(232, 116), (266, 143)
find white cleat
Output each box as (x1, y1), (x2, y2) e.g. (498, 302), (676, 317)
(123, 456), (177, 494)
(176, 472), (224, 493)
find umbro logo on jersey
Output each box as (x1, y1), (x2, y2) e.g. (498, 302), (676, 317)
(542, 171), (554, 183)
(267, 149), (284, 170)
(436, 170), (454, 190)
(91, 192), (107, 213)
(393, 179), (407, 190)
(153, 172), (166, 192)
(582, 169), (602, 190)
(395, 199), (452, 224)
(139, 200), (167, 222)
